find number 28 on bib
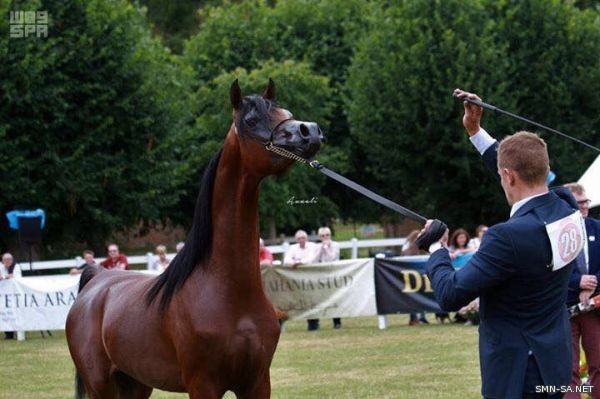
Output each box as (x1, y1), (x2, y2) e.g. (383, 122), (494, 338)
(545, 210), (586, 271)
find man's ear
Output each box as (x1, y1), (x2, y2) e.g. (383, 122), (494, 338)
(504, 168), (517, 186)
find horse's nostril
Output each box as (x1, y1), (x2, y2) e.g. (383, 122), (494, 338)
(299, 123), (310, 138)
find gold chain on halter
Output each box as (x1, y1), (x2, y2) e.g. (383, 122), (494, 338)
(265, 143), (322, 169)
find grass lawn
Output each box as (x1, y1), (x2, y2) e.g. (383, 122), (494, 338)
(0, 315), (482, 398)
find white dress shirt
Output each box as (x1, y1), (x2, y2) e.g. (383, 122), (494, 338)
(284, 242), (318, 264)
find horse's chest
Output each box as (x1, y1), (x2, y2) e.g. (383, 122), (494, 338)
(192, 316), (279, 371)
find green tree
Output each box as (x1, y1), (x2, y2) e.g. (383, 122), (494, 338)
(0, 0), (190, 256)
(346, 0), (600, 231)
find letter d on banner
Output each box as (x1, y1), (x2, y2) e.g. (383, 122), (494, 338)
(400, 270), (422, 293)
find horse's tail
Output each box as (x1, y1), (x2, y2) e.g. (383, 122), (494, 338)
(75, 369), (86, 399)
(72, 266), (101, 399)
(78, 265), (101, 293)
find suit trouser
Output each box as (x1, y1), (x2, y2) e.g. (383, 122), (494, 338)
(566, 312), (600, 399)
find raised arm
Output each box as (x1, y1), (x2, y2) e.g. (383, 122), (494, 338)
(453, 88), (499, 177)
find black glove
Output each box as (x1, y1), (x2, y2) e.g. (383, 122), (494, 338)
(416, 219), (448, 251)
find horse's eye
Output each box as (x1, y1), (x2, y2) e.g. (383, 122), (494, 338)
(245, 116), (259, 128)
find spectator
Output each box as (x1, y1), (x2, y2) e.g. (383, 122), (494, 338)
(468, 224), (488, 251)
(70, 250), (98, 275)
(101, 244), (128, 270)
(284, 230), (318, 331)
(259, 238), (274, 266)
(402, 230), (431, 325)
(308, 227), (342, 331)
(283, 230), (318, 267)
(448, 228), (475, 325)
(151, 245), (170, 273)
(1, 252), (21, 339)
(564, 182), (600, 399)
(175, 241), (185, 254)
(448, 228), (475, 260)
(0, 252), (21, 280)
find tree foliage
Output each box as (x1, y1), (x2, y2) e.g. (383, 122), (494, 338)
(0, 0), (189, 255)
(346, 0), (600, 231)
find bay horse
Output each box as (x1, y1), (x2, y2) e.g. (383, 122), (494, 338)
(66, 79), (323, 399)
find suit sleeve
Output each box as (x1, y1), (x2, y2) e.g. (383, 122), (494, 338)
(482, 142), (499, 178)
(426, 225), (516, 311)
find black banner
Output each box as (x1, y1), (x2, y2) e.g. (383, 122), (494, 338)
(374, 257), (442, 314)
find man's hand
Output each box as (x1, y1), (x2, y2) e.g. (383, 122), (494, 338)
(580, 288), (594, 305)
(580, 274), (598, 291)
(453, 88), (483, 136)
(416, 219), (449, 252)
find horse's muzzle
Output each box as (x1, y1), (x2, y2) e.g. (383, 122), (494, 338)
(275, 120), (323, 159)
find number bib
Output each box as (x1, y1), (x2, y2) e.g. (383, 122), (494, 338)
(545, 210), (586, 271)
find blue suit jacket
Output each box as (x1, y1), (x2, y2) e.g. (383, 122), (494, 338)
(567, 217), (600, 306)
(427, 142), (577, 398)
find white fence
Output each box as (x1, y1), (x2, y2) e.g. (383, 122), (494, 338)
(18, 237), (407, 272)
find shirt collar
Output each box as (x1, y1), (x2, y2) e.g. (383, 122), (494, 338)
(510, 192), (547, 217)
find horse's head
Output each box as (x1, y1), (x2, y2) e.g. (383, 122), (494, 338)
(229, 79), (323, 174)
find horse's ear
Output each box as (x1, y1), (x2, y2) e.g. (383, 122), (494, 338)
(230, 79), (242, 110)
(262, 78), (276, 101)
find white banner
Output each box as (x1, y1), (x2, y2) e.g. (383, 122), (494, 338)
(261, 259), (377, 320)
(0, 275), (79, 331)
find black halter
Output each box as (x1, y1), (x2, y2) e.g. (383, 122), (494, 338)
(268, 117), (295, 145)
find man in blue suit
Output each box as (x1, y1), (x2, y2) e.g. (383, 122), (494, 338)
(564, 182), (600, 399)
(421, 89), (584, 399)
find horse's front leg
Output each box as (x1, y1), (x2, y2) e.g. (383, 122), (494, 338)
(187, 378), (224, 399)
(237, 372), (271, 399)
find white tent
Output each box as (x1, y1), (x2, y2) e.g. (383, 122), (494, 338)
(579, 154), (600, 208)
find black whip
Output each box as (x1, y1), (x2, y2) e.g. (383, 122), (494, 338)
(458, 96), (600, 153)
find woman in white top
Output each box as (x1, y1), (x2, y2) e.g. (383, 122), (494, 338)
(468, 224), (488, 251)
(151, 245), (170, 273)
(0, 252), (21, 279)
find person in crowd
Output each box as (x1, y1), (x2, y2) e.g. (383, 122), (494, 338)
(283, 230), (318, 267)
(100, 244), (128, 270)
(175, 241), (185, 254)
(448, 228), (476, 323)
(448, 228), (475, 260)
(307, 227), (342, 331)
(284, 230), (318, 331)
(0, 252), (21, 280)
(401, 230), (431, 325)
(259, 238), (274, 266)
(564, 182), (600, 399)
(151, 245), (170, 273)
(1, 252), (21, 339)
(70, 250), (98, 275)
(423, 88), (580, 399)
(468, 224), (488, 251)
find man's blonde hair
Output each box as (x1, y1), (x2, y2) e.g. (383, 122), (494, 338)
(497, 131), (549, 186)
(564, 182), (586, 196)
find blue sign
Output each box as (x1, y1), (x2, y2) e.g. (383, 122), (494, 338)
(6, 209), (46, 230)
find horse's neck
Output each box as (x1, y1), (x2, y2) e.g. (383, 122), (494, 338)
(208, 134), (262, 286)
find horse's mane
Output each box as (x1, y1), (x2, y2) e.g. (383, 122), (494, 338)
(145, 148), (223, 311)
